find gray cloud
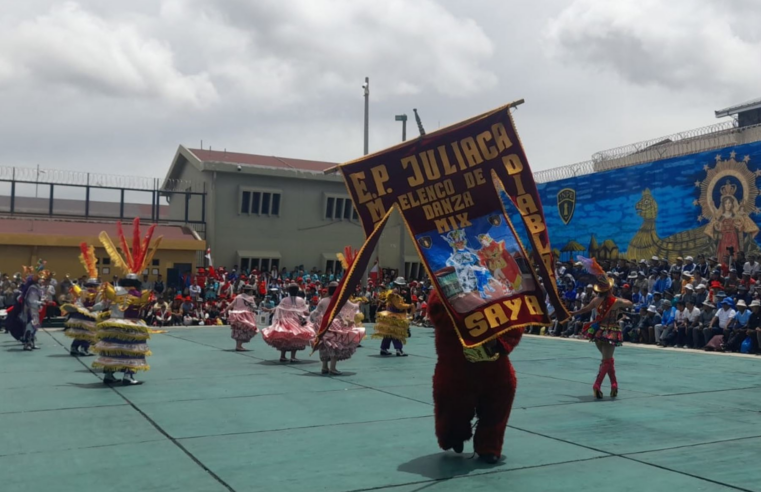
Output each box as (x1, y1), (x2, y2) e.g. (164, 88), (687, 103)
(0, 0), (754, 182)
(545, 0), (761, 98)
(0, 2), (217, 107)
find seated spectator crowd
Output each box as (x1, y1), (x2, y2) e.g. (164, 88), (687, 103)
(0, 264), (434, 330)
(546, 252), (761, 354)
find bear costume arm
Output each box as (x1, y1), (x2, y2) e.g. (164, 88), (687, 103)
(495, 329), (522, 355)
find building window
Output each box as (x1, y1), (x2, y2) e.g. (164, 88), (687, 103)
(101, 257), (111, 265)
(240, 188), (280, 217)
(241, 191), (251, 214)
(152, 259), (160, 266)
(240, 257), (280, 273)
(325, 194), (359, 221)
(405, 261), (423, 281)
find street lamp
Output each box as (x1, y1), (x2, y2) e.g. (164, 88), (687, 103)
(362, 77), (369, 155)
(395, 114), (407, 142)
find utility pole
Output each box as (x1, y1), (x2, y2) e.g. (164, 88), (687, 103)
(362, 77), (371, 285)
(395, 114), (408, 277)
(363, 77), (369, 155)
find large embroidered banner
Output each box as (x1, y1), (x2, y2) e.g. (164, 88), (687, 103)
(316, 102), (569, 348)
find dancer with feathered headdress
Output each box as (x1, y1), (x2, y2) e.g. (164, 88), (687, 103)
(6, 260), (51, 351)
(92, 218), (162, 386)
(61, 243), (107, 356)
(567, 256), (633, 399)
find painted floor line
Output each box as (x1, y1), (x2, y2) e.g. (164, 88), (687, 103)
(41, 330), (239, 492)
(176, 414), (435, 441)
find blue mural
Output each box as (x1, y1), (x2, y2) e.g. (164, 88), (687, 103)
(507, 141), (761, 263)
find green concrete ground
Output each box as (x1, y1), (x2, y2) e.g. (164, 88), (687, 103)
(2, 325), (761, 492)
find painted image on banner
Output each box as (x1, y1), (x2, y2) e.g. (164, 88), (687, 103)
(415, 213), (535, 314)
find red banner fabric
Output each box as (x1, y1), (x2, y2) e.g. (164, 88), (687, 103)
(319, 103), (569, 348)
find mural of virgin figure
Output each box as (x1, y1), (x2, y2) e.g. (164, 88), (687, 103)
(704, 180), (759, 260)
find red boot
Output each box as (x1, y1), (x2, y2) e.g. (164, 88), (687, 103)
(608, 358), (618, 398)
(592, 360), (607, 400)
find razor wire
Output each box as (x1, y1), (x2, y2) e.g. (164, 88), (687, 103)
(534, 120), (761, 184)
(0, 166), (204, 192)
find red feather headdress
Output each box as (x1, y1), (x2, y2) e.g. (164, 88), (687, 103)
(99, 218), (163, 277)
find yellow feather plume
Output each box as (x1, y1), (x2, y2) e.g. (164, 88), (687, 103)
(337, 252), (348, 270)
(139, 236), (163, 274)
(78, 243), (98, 279)
(98, 232), (129, 274)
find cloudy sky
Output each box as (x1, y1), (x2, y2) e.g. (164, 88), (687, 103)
(0, 0), (758, 180)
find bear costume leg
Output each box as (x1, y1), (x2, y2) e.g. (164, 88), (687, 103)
(473, 362), (517, 457)
(433, 373), (476, 451)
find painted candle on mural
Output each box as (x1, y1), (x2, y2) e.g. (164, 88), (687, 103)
(518, 144), (761, 263)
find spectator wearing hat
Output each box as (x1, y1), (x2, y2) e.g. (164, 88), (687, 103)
(680, 270), (694, 292)
(693, 302), (716, 349)
(179, 296), (193, 314)
(620, 283), (632, 301)
(694, 284), (708, 306)
(634, 305), (661, 344)
(705, 300), (736, 350)
(654, 300), (675, 346)
(740, 271), (756, 291)
(723, 299), (750, 351)
(690, 269), (704, 290)
(649, 292), (663, 311)
(670, 257), (684, 276)
(682, 256), (696, 274)
(681, 300), (701, 348)
(188, 278), (202, 302)
(743, 254), (761, 277)
(630, 284), (643, 307)
(681, 284), (696, 305)
(647, 271), (658, 293)
(170, 295), (184, 325)
(634, 271), (648, 293)
(613, 259), (629, 278)
(724, 269), (740, 296)
(672, 299), (699, 348)
(694, 255), (708, 277)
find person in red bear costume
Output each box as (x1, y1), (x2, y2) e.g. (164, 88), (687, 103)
(428, 289), (523, 464)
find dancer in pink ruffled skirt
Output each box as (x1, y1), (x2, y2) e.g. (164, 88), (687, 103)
(310, 282), (366, 375)
(262, 283), (316, 363)
(224, 285), (258, 352)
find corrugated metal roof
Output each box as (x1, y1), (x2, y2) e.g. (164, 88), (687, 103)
(188, 148), (337, 173)
(715, 97), (761, 118)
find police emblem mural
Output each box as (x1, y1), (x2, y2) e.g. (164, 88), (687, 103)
(557, 188), (575, 225)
